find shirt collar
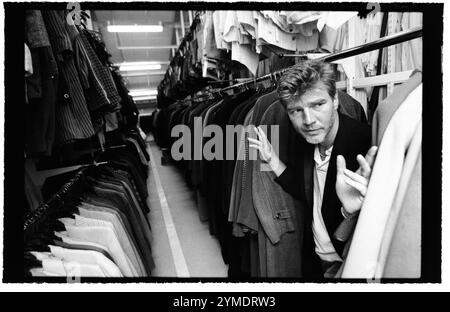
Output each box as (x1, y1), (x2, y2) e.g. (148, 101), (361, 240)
(314, 145), (333, 166)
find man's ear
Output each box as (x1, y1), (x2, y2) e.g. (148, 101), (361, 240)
(333, 93), (339, 110)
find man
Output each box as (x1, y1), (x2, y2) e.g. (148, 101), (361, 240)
(248, 60), (378, 279)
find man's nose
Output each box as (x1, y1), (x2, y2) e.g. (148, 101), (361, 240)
(303, 108), (315, 126)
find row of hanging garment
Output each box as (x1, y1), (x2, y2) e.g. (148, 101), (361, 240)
(24, 9), (139, 159)
(24, 139), (154, 278)
(157, 10), (357, 109)
(151, 74), (368, 277)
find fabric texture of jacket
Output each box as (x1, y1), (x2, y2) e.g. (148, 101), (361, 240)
(251, 101), (304, 277)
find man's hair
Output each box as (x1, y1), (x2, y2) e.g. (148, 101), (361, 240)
(277, 60), (337, 108)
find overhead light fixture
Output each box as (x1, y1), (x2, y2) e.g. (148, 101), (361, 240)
(132, 95), (157, 102)
(129, 89), (158, 97)
(117, 62), (162, 71)
(120, 64), (161, 71)
(107, 25), (164, 33)
(121, 71), (166, 77)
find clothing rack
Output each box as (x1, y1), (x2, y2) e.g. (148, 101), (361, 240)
(163, 11), (202, 79)
(23, 162), (108, 236)
(220, 26), (422, 93)
(23, 167), (90, 234)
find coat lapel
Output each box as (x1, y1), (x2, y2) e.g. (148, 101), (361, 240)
(303, 143), (315, 211)
(322, 114), (347, 249)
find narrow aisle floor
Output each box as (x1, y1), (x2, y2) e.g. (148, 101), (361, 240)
(145, 137), (228, 278)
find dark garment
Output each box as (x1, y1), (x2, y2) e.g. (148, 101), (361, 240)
(231, 91), (279, 233)
(128, 131), (150, 161)
(81, 29), (112, 66)
(222, 93), (259, 216)
(75, 28), (122, 114)
(200, 101), (224, 196)
(100, 149), (149, 201)
(228, 91), (279, 277)
(25, 10), (51, 48)
(97, 170), (149, 215)
(25, 46), (58, 156)
(25, 11), (58, 156)
(101, 165), (148, 208)
(42, 10), (95, 143)
(337, 90), (368, 124)
(251, 101), (304, 277)
(274, 113), (371, 279)
(205, 90), (255, 258)
(190, 101), (218, 188)
(110, 71), (139, 129)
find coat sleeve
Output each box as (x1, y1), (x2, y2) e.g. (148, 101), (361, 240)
(273, 165), (302, 200)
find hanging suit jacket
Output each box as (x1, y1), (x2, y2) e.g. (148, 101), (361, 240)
(252, 101), (304, 277)
(274, 112), (371, 279)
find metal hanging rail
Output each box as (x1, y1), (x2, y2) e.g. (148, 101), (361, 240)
(220, 26), (422, 93)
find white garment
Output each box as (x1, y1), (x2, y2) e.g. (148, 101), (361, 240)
(231, 42), (259, 76)
(30, 268), (60, 277)
(61, 220), (136, 277)
(282, 11), (323, 25)
(77, 208), (147, 277)
(222, 11), (240, 44)
(312, 145), (343, 263)
(70, 215), (139, 276)
(48, 245), (123, 277)
(255, 12), (297, 52)
(341, 84), (422, 278)
(54, 231), (111, 255)
(213, 11), (229, 50)
(72, 214), (142, 276)
(41, 258), (106, 278)
(236, 10), (257, 37)
(316, 11), (358, 32)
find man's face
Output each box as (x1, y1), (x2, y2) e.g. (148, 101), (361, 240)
(286, 86), (338, 145)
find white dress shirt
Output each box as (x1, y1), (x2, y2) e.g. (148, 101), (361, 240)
(312, 145), (343, 263)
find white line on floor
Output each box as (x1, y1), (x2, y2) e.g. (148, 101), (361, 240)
(147, 144), (190, 278)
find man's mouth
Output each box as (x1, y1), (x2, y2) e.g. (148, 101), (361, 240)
(304, 128), (321, 133)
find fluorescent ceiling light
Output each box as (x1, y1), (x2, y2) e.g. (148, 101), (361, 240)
(117, 61), (161, 66)
(133, 95), (157, 101)
(121, 71), (165, 77)
(107, 25), (163, 33)
(129, 89), (158, 97)
(118, 62), (162, 72)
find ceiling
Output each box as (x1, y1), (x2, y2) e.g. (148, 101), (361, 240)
(91, 10), (191, 109)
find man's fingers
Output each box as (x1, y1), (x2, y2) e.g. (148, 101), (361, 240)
(356, 154), (371, 178)
(257, 126), (268, 141)
(247, 137), (261, 145)
(344, 169), (368, 186)
(344, 177), (367, 196)
(365, 146), (378, 168)
(254, 127), (267, 146)
(248, 144), (261, 151)
(336, 155), (346, 175)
